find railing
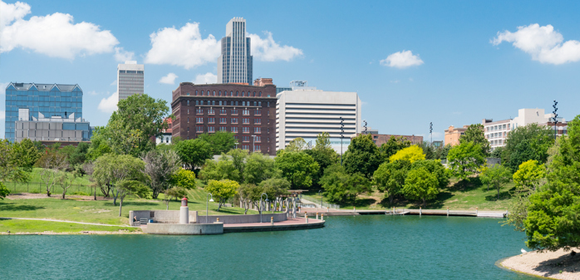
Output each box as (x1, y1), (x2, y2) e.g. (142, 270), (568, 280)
(5, 181), (95, 195)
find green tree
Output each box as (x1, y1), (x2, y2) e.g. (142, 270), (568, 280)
(513, 160), (546, 193)
(434, 144), (452, 160)
(389, 145), (426, 163)
(460, 124), (491, 156)
(523, 115), (580, 251)
(68, 142), (90, 167)
(321, 164), (370, 204)
(411, 159), (449, 190)
(502, 123), (554, 172)
(0, 140), (32, 184)
(285, 137), (309, 152)
(37, 146), (68, 197)
(379, 136), (411, 161)
(343, 134), (381, 178)
(93, 154), (146, 206)
(175, 139), (212, 170)
(198, 156), (240, 183)
(197, 131), (237, 155)
(491, 146), (504, 158)
(244, 152), (278, 185)
(116, 179), (150, 216)
(12, 138), (40, 172)
(173, 169), (196, 190)
(226, 149), (249, 182)
(275, 151), (319, 189)
(0, 182), (9, 199)
(447, 142), (485, 180)
(304, 133), (339, 188)
(104, 94), (170, 157)
(86, 126), (112, 160)
(237, 183), (263, 214)
(480, 164), (511, 200)
(259, 177), (291, 208)
(373, 160), (411, 204)
(418, 141), (436, 160)
(402, 167), (439, 205)
(142, 150), (182, 199)
(205, 179), (239, 211)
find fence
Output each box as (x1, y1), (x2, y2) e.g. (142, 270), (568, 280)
(5, 181), (95, 196)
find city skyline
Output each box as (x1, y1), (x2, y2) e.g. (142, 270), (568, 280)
(2, 0), (580, 141)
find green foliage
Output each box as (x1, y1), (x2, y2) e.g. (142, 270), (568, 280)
(226, 149), (249, 182)
(491, 146), (504, 158)
(285, 137), (310, 152)
(86, 127), (112, 160)
(502, 123), (554, 172)
(305, 133), (339, 187)
(447, 142), (485, 180)
(373, 160), (411, 204)
(389, 145), (426, 163)
(379, 136), (411, 161)
(93, 153), (145, 202)
(13, 138), (40, 172)
(244, 152), (278, 185)
(513, 160), (546, 193)
(165, 186), (188, 201)
(104, 94), (170, 157)
(343, 134), (381, 178)
(68, 142), (90, 166)
(411, 160), (449, 190)
(199, 156), (240, 183)
(460, 124), (491, 156)
(173, 169), (196, 190)
(197, 131), (237, 155)
(142, 150), (182, 199)
(480, 164), (511, 200)
(434, 144), (452, 160)
(321, 164), (370, 204)
(258, 177), (290, 199)
(275, 151), (319, 189)
(315, 132), (332, 149)
(523, 116), (580, 251)
(0, 181), (9, 199)
(418, 141), (435, 160)
(0, 140), (33, 183)
(205, 179), (239, 210)
(175, 139), (212, 169)
(402, 167), (439, 205)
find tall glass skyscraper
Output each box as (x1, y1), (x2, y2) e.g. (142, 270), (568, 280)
(117, 61), (144, 101)
(5, 83), (83, 142)
(217, 17), (253, 85)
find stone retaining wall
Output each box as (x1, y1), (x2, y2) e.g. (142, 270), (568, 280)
(197, 212), (288, 224)
(144, 223), (223, 235)
(129, 210), (198, 226)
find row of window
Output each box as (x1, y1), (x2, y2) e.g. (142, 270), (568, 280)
(486, 124), (509, 132)
(490, 139), (504, 146)
(188, 117), (261, 124)
(189, 108), (260, 116)
(186, 100), (269, 107)
(486, 132), (507, 139)
(185, 90), (271, 98)
(186, 126), (265, 134)
(6, 91), (82, 97)
(6, 101), (82, 107)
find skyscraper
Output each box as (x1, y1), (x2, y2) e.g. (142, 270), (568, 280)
(117, 61), (144, 101)
(217, 17), (253, 85)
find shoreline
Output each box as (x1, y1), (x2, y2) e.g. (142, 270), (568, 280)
(0, 229), (143, 235)
(499, 248), (580, 280)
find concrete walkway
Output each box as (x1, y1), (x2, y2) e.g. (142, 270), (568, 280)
(0, 217), (132, 227)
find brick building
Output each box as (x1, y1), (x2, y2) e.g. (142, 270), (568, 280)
(444, 125), (468, 146)
(171, 79), (277, 155)
(358, 133), (423, 146)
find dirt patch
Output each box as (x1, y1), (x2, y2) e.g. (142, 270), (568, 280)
(501, 248), (580, 280)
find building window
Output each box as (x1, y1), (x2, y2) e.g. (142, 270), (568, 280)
(255, 145), (261, 151)
(258, 102), (261, 107)
(253, 91), (256, 97)
(231, 109), (238, 115)
(231, 127), (238, 133)
(242, 127), (250, 133)
(254, 127), (261, 133)
(196, 108), (203, 114)
(242, 118), (250, 124)
(259, 92), (262, 97)
(243, 136), (249, 142)
(196, 126), (203, 133)
(187, 109), (190, 114)
(255, 136), (261, 142)
(241, 145), (249, 150)
(243, 110), (250, 115)
(187, 100), (190, 106)
(241, 91), (245, 97)
(208, 126), (215, 133)
(187, 92), (190, 96)
(231, 118), (238, 124)
(196, 118), (203, 124)
(220, 118), (227, 124)
(220, 109), (227, 115)
(255, 109), (261, 116)
(208, 118), (215, 124)
(230, 91), (233, 96)
(196, 100), (199, 105)
(187, 117), (189, 123)
(195, 90), (198, 96)
(201, 90), (204, 95)
(218, 91), (221, 96)
(254, 118), (261, 124)
(213, 91), (216, 96)
(220, 126), (227, 131)
(236, 91), (239, 96)
(208, 109), (215, 115)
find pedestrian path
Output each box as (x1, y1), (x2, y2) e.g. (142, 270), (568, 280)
(0, 217), (132, 227)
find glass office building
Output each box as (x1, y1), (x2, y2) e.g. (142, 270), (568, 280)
(217, 17), (253, 85)
(5, 82), (83, 142)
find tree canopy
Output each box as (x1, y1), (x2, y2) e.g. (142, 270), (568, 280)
(379, 136), (411, 161)
(275, 151), (319, 189)
(459, 124), (491, 156)
(480, 164), (511, 200)
(197, 131), (237, 155)
(321, 164), (370, 204)
(343, 134), (381, 178)
(175, 139), (213, 170)
(402, 167), (439, 205)
(502, 123), (554, 172)
(205, 179), (239, 210)
(373, 160), (411, 204)
(389, 145), (425, 163)
(447, 142), (485, 180)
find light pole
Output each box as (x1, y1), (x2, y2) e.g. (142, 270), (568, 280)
(552, 100), (559, 139)
(340, 117), (344, 165)
(206, 193), (214, 223)
(260, 193), (268, 223)
(363, 120), (368, 134)
(430, 122), (433, 147)
(318, 190), (322, 209)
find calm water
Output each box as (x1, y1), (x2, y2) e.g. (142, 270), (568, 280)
(0, 216), (533, 279)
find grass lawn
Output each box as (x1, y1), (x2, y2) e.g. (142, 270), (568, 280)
(1, 188), (262, 226)
(303, 177), (514, 211)
(5, 168), (94, 195)
(0, 219), (139, 233)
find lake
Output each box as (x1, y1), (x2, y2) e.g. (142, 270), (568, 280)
(0, 215), (533, 279)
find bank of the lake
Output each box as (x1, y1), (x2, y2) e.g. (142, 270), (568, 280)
(0, 215), (534, 279)
(501, 248), (580, 280)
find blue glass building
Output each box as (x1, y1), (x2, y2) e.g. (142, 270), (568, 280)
(5, 83), (83, 142)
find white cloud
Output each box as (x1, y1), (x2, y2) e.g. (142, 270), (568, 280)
(381, 50), (424, 68)
(248, 32), (303, 62)
(159, 73), (178, 85)
(0, 0), (119, 59)
(492, 23), (580, 65)
(110, 80), (116, 86)
(193, 73), (217, 84)
(145, 22), (220, 69)
(98, 91), (118, 113)
(114, 47), (134, 62)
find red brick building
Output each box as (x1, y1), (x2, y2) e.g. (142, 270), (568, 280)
(357, 133), (423, 146)
(171, 79), (277, 155)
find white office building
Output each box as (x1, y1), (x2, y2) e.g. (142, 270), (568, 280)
(117, 61), (144, 101)
(276, 81), (362, 154)
(483, 108), (564, 149)
(217, 17), (253, 85)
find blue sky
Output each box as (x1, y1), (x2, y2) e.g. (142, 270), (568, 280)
(2, 0), (580, 141)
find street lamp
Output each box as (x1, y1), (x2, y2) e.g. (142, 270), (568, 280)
(260, 193), (268, 223)
(430, 122), (433, 147)
(340, 117), (344, 165)
(318, 190), (322, 209)
(206, 193), (214, 223)
(552, 100), (559, 139)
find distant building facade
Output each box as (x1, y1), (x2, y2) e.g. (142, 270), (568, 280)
(15, 108), (91, 144)
(157, 117), (173, 145)
(171, 78), (277, 155)
(5, 82), (83, 142)
(118, 61), (144, 101)
(483, 108), (566, 149)
(358, 133), (423, 147)
(276, 82), (362, 154)
(444, 125), (468, 146)
(217, 17), (252, 85)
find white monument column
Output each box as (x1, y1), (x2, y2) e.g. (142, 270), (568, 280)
(180, 197), (189, 224)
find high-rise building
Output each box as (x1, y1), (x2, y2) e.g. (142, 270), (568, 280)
(276, 81), (362, 154)
(217, 17), (253, 85)
(117, 61), (144, 101)
(171, 78), (277, 155)
(5, 82), (83, 142)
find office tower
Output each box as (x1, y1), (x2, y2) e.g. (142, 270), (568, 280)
(5, 82), (83, 142)
(117, 61), (144, 101)
(171, 78), (277, 155)
(276, 81), (362, 154)
(217, 17), (253, 85)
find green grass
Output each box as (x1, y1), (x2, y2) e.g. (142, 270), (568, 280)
(303, 177), (514, 211)
(5, 168), (94, 195)
(0, 219), (139, 233)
